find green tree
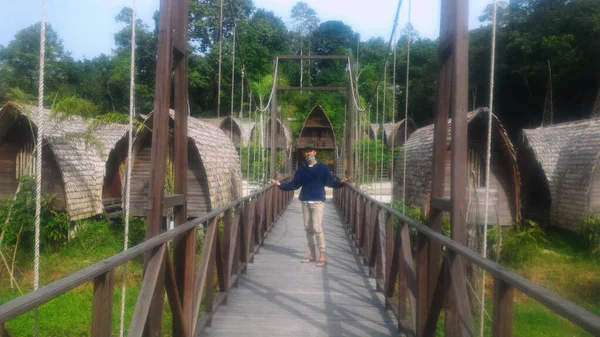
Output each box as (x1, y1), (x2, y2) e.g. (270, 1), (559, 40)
(0, 23), (73, 102)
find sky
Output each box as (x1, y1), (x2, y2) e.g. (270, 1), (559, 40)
(0, 0), (492, 60)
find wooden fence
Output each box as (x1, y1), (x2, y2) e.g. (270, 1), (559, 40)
(0, 180), (293, 337)
(334, 184), (600, 337)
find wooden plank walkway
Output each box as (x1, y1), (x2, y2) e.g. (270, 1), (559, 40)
(202, 198), (397, 337)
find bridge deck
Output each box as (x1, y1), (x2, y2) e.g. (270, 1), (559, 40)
(202, 198), (397, 337)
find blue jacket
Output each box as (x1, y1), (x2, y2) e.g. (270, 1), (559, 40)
(278, 161), (345, 201)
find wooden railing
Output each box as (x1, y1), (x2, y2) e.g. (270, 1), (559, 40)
(0, 180), (293, 337)
(333, 184), (600, 337)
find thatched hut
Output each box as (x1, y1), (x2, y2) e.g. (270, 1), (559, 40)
(366, 124), (379, 140)
(0, 102), (128, 220)
(296, 105), (337, 171)
(218, 116), (255, 147)
(393, 108), (520, 226)
(382, 119), (417, 147)
(519, 118), (600, 230)
(124, 111), (242, 218)
(188, 115), (243, 214)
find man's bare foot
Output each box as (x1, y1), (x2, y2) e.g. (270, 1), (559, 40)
(301, 257), (316, 263)
(316, 260), (326, 267)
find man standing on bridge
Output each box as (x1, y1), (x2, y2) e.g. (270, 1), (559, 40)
(271, 144), (348, 267)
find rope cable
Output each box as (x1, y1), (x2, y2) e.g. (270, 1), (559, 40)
(481, 0), (498, 336)
(402, 0), (412, 214)
(217, 0), (224, 117)
(380, 60), (387, 201)
(391, 28), (397, 205)
(363, 0), (404, 113)
(119, 2), (136, 336)
(230, 29), (236, 143)
(34, 1), (47, 335)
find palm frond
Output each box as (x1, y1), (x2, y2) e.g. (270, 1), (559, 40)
(90, 112), (150, 134)
(51, 96), (99, 121)
(5, 88), (36, 105)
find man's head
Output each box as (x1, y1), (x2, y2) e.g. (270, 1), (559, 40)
(303, 144), (317, 162)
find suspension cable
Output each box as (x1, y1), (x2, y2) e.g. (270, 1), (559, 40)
(364, 0), (404, 113)
(230, 29), (236, 143)
(481, 1), (498, 336)
(34, 1), (47, 335)
(217, 0), (224, 117)
(391, 28), (397, 205)
(380, 59), (387, 202)
(119, 2), (136, 336)
(402, 0), (412, 214)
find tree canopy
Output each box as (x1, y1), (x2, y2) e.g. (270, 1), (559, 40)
(0, 0), (598, 141)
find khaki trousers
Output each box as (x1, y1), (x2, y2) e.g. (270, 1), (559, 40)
(301, 201), (326, 252)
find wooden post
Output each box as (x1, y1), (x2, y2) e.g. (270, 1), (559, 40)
(446, 0), (474, 334)
(91, 270), (114, 337)
(417, 0), (455, 334)
(493, 279), (515, 337)
(172, 0), (193, 335)
(144, 0), (174, 334)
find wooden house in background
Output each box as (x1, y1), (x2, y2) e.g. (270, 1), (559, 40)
(519, 118), (600, 230)
(382, 119), (417, 147)
(394, 108), (520, 226)
(296, 105), (337, 171)
(218, 116), (255, 147)
(121, 111), (242, 218)
(0, 102), (128, 220)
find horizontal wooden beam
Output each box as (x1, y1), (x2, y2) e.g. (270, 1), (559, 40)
(277, 55), (349, 60)
(278, 86), (346, 92)
(163, 194), (185, 209)
(431, 197), (452, 212)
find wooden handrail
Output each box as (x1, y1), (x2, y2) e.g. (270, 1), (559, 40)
(0, 176), (292, 325)
(337, 183), (600, 335)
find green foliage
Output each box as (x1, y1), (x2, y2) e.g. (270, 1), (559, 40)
(5, 88), (36, 105)
(499, 220), (548, 268)
(0, 176), (69, 253)
(51, 95), (99, 119)
(580, 214), (600, 258)
(354, 138), (394, 180)
(127, 217), (147, 247)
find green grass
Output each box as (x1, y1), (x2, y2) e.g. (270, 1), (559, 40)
(478, 227), (600, 337)
(0, 219), (178, 337)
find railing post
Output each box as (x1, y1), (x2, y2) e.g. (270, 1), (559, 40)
(493, 278), (515, 337)
(91, 270), (114, 337)
(222, 209), (233, 294)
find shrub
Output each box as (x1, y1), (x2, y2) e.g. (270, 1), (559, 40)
(499, 220), (547, 268)
(0, 175), (69, 253)
(580, 215), (600, 258)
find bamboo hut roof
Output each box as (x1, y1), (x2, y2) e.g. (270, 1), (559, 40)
(299, 105), (335, 135)
(368, 124), (379, 139)
(397, 108), (519, 211)
(522, 117), (600, 228)
(0, 102), (129, 220)
(382, 118), (417, 145)
(266, 117), (292, 149)
(197, 117), (223, 126)
(218, 116), (256, 146)
(174, 113), (243, 209)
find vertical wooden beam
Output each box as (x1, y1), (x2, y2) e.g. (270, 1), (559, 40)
(144, 0), (173, 333)
(493, 279), (515, 337)
(418, 0), (454, 334)
(446, 0), (474, 334)
(172, 0), (193, 335)
(91, 270), (114, 337)
(270, 58), (278, 179)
